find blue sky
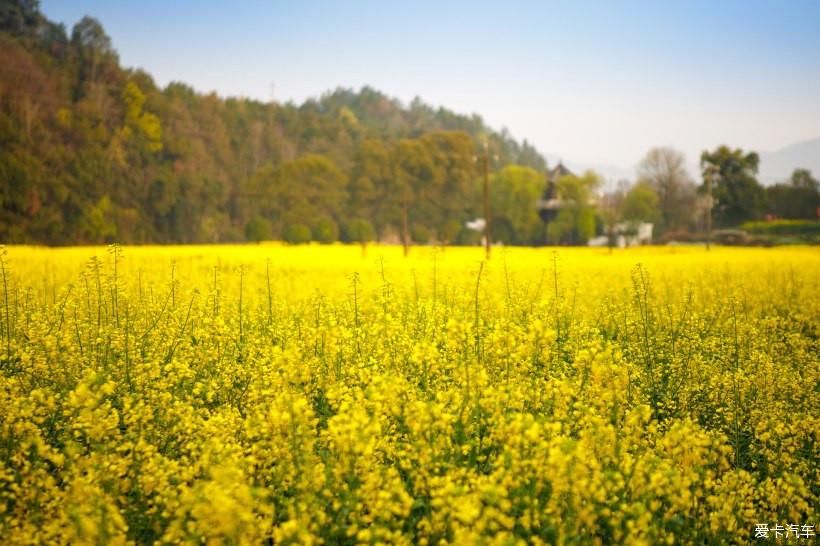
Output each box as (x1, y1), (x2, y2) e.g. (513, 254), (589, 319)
(42, 1), (820, 180)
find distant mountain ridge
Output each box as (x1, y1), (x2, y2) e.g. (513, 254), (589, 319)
(759, 138), (820, 185)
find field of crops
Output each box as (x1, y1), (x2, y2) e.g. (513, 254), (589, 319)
(0, 244), (817, 545)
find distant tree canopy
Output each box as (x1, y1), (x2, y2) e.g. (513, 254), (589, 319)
(637, 147), (696, 235)
(1, 2), (816, 246)
(0, 0), (42, 36)
(0, 2), (548, 245)
(490, 165), (544, 245)
(700, 146), (766, 228)
(621, 181), (660, 225)
(765, 169), (819, 220)
(548, 171), (601, 245)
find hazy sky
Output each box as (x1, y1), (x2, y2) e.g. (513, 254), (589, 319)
(42, 0), (820, 178)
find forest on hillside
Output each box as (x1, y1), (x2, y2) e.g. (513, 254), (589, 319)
(1, 1), (818, 246)
(0, 1), (548, 245)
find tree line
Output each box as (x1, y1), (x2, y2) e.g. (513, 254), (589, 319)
(1, 1), (817, 247)
(607, 146), (818, 243)
(0, 1), (545, 245)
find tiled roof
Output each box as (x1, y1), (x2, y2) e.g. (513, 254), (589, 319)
(547, 162), (574, 181)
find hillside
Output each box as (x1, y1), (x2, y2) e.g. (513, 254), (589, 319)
(0, 2), (547, 245)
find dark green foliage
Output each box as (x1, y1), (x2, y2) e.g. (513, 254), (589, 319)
(455, 227), (481, 246)
(700, 146), (766, 228)
(0, 4), (550, 245)
(740, 219), (820, 244)
(245, 216), (272, 242)
(343, 218), (375, 245)
(3, 3), (807, 247)
(741, 219), (820, 236)
(622, 182), (660, 224)
(547, 172), (600, 245)
(0, 0), (41, 35)
(491, 217), (516, 244)
(765, 169), (819, 220)
(410, 225), (431, 244)
(283, 224), (311, 245)
(490, 165), (543, 244)
(312, 217), (339, 244)
(437, 219), (462, 245)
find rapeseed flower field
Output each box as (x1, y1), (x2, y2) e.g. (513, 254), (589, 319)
(0, 244), (817, 545)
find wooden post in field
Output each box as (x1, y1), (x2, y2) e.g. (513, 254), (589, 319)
(482, 141), (491, 260)
(402, 201), (409, 257)
(705, 165), (715, 251)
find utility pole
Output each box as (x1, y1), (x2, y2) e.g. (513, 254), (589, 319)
(705, 165), (715, 251)
(402, 200), (409, 257)
(482, 141), (491, 260)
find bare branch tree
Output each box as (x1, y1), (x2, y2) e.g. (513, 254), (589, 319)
(637, 147), (695, 235)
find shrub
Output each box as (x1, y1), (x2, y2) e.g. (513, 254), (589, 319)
(438, 219), (462, 245)
(740, 219), (820, 236)
(245, 216), (272, 243)
(410, 225), (431, 244)
(283, 223), (311, 244)
(344, 219), (375, 245)
(455, 227), (481, 246)
(491, 216), (516, 245)
(312, 218), (339, 244)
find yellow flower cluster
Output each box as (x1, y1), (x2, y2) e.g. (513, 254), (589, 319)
(0, 244), (817, 545)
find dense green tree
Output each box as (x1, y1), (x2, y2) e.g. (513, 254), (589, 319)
(71, 15), (117, 99)
(344, 218), (375, 255)
(700, 146), (765, 227)
(410, 224), (431, 244)
(349, 140), (391, 228)
(0, 3), (561, 246)
(0, 0), (41, 35)
(789, 168), (819, 191)
(766, 169), (819, 220)
(312, 217), (339, 244)
(245, 216), (272, 242)
(418, 131), (475, 224)
(491, 217), (516, 245)
(245, 155), (347, 237)
(0, 0), (556, 244)
(622, 181), (660, 224)
(547, 172), (600, 245)
(0, 0), (688, 248)
(438, 218), (463, 245)
(490, 165), (543, 244)
(283, 224), (311, 244)
(389, 138), (431, 245)
(619, 181), (660, 244)
(121, 80), (162, 154)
